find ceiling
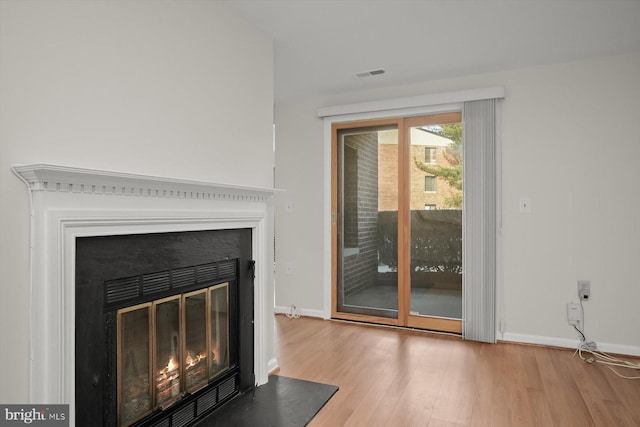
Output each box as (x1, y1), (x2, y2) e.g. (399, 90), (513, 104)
(223, 0), (640, 104)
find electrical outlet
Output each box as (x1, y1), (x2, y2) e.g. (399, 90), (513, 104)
(578, 280), (590, 300)
(567, 302), (581, 325)
(519, 197), (532, 213)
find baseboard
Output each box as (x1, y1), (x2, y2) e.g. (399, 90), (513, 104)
(267, 357), (279, 375)
(501, 332), (640, 357)
(271, 313), (640, 357)
(274, 305), (325, 318)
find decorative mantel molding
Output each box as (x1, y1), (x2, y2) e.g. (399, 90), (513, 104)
(12, 164), (277, 424)
(13, 163), (280, 201)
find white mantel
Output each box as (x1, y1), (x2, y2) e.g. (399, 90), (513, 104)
(12, 164), (277, 426)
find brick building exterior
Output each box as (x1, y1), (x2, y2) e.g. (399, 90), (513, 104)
(378, 128), (458, 212)
(340, 131), (380, 297)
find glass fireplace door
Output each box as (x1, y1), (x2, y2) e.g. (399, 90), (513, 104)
(117, 303), (153, 426)
(154, 296), (182, 408)
(183, 290), (208, 392)
(116, 282), (234, 426)
(209, 283), (230, 376)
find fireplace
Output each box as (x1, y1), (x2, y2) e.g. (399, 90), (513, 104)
(12, 164), (277, 426)
(75, 229), (254, 426)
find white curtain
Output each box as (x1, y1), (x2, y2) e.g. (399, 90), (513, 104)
(463, 99), (497, 343)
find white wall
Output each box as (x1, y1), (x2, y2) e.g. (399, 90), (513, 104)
(0, 0), (274, 402)
(274, 102), (326, 317)
(274, 52), (640, 353)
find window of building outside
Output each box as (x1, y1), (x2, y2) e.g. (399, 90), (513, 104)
(424, 204), (436, 211)
(425, 176), (436, 192)
(425, 147), (436, 164)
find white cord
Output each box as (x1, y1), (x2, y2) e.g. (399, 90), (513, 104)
(569, 288), (639, 380)
(578, 297), (586, 335)
(574, 346), (640, 380)
(571, 292), (639, 379)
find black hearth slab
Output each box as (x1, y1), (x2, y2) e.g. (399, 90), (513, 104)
(192, 375), (338, 427)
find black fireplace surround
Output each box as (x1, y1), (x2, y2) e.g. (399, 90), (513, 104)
(75, 229), (254, 426)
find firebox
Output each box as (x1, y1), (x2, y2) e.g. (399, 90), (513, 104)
(75, 229), (254, 427)
(116, 280), (231, 425)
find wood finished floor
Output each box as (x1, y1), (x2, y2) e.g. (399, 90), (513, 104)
(273, 315), (640, 427)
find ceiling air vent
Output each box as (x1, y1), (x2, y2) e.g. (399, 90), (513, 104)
(355, 68), (386, 78)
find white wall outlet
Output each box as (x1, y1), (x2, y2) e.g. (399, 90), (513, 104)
(567, 301), (582, 325)
(285, 200), (294, 213)
(285, 262), (293, 275)
(578, 280), (590, 300)
(519, 197), (532, 213)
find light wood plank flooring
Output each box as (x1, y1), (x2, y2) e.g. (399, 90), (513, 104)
(273, 315), (640, 427)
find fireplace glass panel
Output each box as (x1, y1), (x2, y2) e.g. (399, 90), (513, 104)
(118, 304), (152, 426)
(114, 277), (236, 424)
(184, 290), (208, 391)
(210, 283), (230, 377)
(154, 297), (181, 407)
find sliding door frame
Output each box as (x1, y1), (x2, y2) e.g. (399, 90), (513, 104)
(320, 86), (504, 340)
(331, 117), (404, 326)
(403, 112), (462, 334)
(331, 113), (463, 333)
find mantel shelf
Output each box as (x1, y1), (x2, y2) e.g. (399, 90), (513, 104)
(13, 163), (282, 201)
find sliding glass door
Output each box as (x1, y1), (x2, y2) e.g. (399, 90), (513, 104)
(405, 114), (462, 333)
(333, 114), (462, 332)
(334, 121), (400, 322)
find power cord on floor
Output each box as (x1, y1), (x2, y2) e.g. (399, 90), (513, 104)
(570, 289), (639, 380)
(574, 346), (640, 380)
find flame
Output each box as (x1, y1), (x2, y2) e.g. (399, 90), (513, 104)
(167, 356), (178, 372)
(159, 356), (179, 377)
(185, 351), (206, 369)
